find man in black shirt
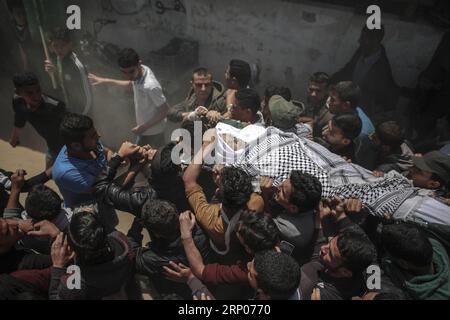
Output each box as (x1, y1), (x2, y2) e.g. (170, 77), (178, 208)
(9, 72), (66, 168)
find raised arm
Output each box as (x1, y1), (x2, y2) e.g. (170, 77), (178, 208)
(179, 211), (206, 279)
(6, 169), (26, 209)
(88, 73), (131, 87)
(9, 127), (23, 148)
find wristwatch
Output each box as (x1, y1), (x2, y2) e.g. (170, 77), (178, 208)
(110, 152), (124, 163)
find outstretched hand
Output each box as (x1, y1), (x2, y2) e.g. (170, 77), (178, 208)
(88, 73), (106, 86)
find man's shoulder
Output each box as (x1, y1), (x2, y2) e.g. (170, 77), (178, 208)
(53, 160), (77, 180)
(53, 152), (77, 179)
(140, 65), (160, 86)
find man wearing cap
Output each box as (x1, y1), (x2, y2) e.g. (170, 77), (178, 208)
(267, 95), (312, 138)
(408, 151), (450, 192)
(391, 151), (450, 225)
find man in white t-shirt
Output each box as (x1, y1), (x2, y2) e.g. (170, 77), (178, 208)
(88, 48), (169, 147)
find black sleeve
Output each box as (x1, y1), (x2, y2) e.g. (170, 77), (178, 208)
(127, 217), (144, 251)
(94, 156), (157, 216)
(21, 171), (50, 193)
(134, 248), (163, 277)
(48, 267), (65, 300)
(12, 97), (27, 128)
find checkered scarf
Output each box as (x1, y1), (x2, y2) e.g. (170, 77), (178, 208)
(235, 127), (415, 217)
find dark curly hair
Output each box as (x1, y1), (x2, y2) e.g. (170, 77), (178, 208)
(289, 170), (322, 211)
(219, 167), (253, 211)
(381, 223), (433, 269)
(237, 211), (280, 253)
(140, 199), (179, 239)
(254, 250), (301, 300)
(59, 113), (93, 146)
(68, 211), (113, 266)
(337, 225), (377, 274)
(25, 185), (62, 221)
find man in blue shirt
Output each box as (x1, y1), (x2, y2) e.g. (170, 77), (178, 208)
(324, 81), (375, 166)
(326, 81), (375, 139)
(52, 113), (113, 209)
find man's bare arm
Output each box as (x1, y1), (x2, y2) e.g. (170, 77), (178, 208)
(179, 212), (206, 279)
(9, 127), (23, 147)
(88, 73), (131, 87)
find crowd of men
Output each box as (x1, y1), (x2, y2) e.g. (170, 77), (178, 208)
(1, 1), (450, 300)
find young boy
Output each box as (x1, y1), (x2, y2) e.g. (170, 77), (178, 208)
(321, 113), (362, 162)
(44, 27), (92, 115)
(88, 48), (169, 147)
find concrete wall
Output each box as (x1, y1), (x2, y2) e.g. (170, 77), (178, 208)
(0, 0), (444, 150)
(80, 0), (444, 100)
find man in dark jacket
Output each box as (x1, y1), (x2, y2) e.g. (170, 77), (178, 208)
(9, 208), (140, 300)
(168, 67), (226, 123)
(331, 25), (399, 122)
(50, 209), (139, 299)
(381, 223), (450, 300)
(127, 200), (211, 299)
(93, 142), (211, 298)
(94, 141), (194, 214)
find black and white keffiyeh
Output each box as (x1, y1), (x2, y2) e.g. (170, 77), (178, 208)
(233, 126), (415, 217)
